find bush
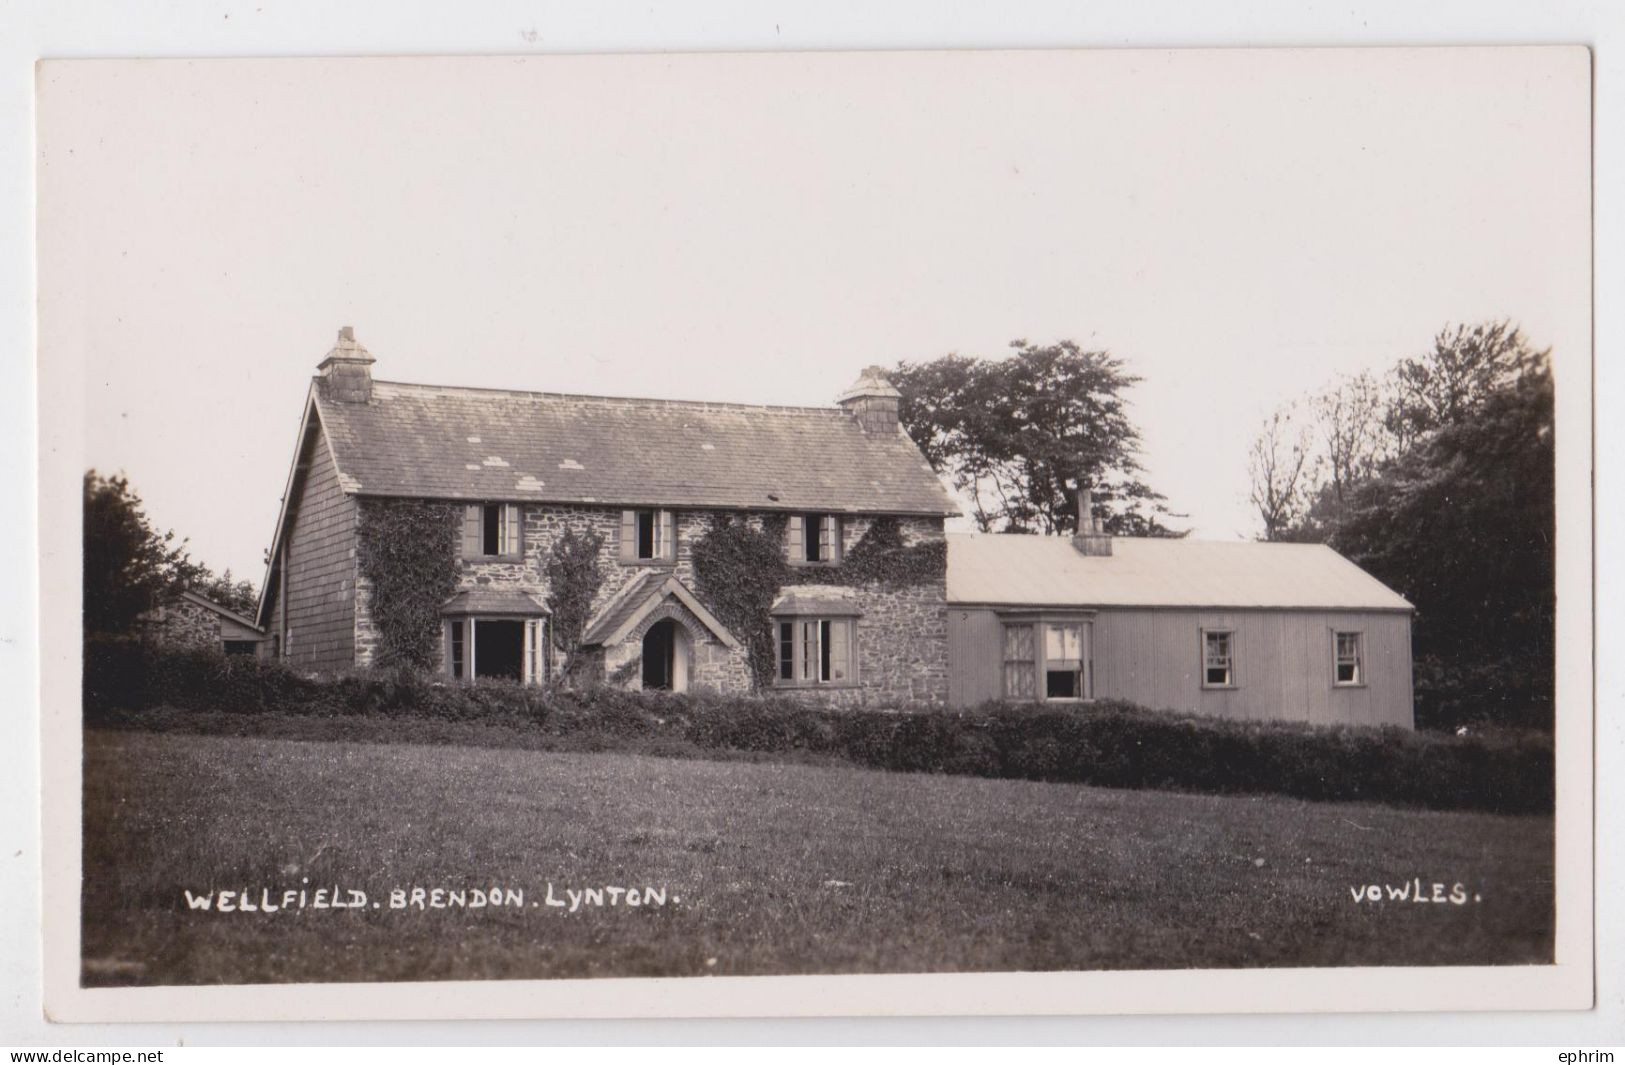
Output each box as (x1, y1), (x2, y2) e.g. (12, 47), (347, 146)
(83, 639), (1553, 814)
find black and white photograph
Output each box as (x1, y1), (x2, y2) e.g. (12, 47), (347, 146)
(29, 42), (1594, 1024)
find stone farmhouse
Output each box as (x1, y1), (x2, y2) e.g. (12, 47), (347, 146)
(256, 329), (957, 706)
(256, 328), (1414, 726)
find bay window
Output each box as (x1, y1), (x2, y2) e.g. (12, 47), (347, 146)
(444, 616), (548, 684)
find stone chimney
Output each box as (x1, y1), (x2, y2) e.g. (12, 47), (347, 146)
(837, 366), (901, 433)
(1072, 483), (1113, 556)
(317, 326), (375, 403)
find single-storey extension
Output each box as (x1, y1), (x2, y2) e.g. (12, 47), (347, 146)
(945, 525), (1414, 728)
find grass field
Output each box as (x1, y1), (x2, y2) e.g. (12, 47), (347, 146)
(81, 729), (1554, 986)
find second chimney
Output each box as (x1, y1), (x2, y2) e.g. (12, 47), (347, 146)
(1072, 484), (1113, 556)
(317, 326), (376, 403)
(837, 366), (901, 434)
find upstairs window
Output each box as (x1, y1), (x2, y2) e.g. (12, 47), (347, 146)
(1202, 629), (1235, 688)
(462, 503), (521, 559)
(620, 509), (676, 563)
(776, 617), (855, 685)
(1334, 631), (1364, 686)
(788, 514), (841, 566)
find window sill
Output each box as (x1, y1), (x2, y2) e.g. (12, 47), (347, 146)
(465, 554), (525, 563)
(1201, 684), (1240, 691)
(787, 559), (841, 569)
(621, 558), (677, 568)
(773, 680), (862, 691)
(1333, 682), (1368, 689)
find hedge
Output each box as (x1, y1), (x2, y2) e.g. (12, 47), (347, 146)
(83, 639), (1553, 814)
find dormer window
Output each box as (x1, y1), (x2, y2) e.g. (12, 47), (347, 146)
(620, 509), (676, 563)
(461, 503), (522, 560)
(788, 514), (842, 566)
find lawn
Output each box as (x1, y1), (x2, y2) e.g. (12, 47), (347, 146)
(81, 729), (1554, 986)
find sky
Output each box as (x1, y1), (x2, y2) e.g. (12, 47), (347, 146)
(39, 47), (1591, 584)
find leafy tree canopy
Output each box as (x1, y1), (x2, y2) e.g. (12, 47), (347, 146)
(892, 340), (1180, 536)
(1245, 321), (1555, 729)
(84, 469), (261, 634)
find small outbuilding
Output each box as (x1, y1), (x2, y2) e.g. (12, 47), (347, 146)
(137, 589), (269, 658)
(945, 528), (1414, 728)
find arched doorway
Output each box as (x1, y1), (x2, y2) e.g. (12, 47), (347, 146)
(641, 618), (690, 692)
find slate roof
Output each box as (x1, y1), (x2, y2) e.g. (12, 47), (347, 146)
(440, 589), (549, 616)
(581, 572), (741, 649)
(580, 572), (665, 645)
(946, 534), (1413, 611)
(313, 379), (958, 515)
(770, 588), (864, 616)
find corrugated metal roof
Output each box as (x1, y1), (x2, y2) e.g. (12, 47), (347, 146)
(314, 378), (958, 515)
(946, 534), (1412, 611)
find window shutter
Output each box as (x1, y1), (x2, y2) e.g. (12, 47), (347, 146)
(787, 515), (804, 562)
(504, 505), (522, 557)
(661, 510), (677, 560)
(461, 505), (482, 559)
(619, 510), (636, 562)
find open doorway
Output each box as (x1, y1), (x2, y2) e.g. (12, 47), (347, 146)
(474, 619), (524, 681)
(640, 619), (689, 692)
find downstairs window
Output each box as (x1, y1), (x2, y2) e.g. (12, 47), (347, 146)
(446, 617), (548, 684)
(776, 617), (855, 686)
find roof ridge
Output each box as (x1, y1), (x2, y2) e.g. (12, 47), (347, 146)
(947, 532), (1334, 548)
(363, 377), (850, 418)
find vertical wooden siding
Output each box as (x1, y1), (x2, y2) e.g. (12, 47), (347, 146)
(948, 606), (1413, 728)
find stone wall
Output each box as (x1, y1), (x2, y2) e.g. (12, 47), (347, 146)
(350, 501), (947, 705)
(778, 515), (950, 708)
(136, 597), (221, 650)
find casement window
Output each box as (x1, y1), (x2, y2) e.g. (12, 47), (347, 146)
(787, 514), (842, 566)
(1333, 630), (1364, 686)
(445, 617), (548, 684)
(1202, 629), (1235, 688)
(776, 617), (856, 686)
(619, 509), (677, 563)
(1001, 617), (1093, 701)
(461, 503), (522, 560)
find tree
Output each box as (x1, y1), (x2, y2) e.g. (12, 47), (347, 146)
(1244, 321), (1556, 729)
(1247, 404), (1317, 541)
(544, 526), (606, 681)
(83, 470), (203, 634)
(1384, 320), (1543, 450)
(1310, 370), (1391, 503)
(194, 570), (259, 617)
(1333, 358), (1554, 729)
(893, 340), (1179, 536)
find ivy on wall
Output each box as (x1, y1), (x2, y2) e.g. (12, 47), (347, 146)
(692, 515), (788, 690)
(691, 514), (947, 690)
(355, 499), (462, 669)
(544, 525), (605, 679)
